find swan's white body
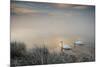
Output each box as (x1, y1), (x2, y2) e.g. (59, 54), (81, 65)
(74, 40), (83, 45)
(63, 44), (71, 49)
(59, 41), (71, 50)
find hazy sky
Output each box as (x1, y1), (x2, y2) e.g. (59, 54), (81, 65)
(11, 1), (95, 49)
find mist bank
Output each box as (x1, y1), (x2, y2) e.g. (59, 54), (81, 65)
(11, 14), (95, 49)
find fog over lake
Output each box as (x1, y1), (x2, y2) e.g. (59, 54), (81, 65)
(11, 1), (95, 49)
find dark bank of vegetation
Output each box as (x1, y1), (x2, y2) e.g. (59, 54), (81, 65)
(10, 42), (95, 67)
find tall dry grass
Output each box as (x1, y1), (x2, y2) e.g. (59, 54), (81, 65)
(10, 42), (95, 67)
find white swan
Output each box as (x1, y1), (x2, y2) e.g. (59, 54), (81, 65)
(59, 41), (71, 50)
(74, 40), (83, 45)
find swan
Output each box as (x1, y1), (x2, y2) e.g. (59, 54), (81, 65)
(59, 41), (71, 50)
